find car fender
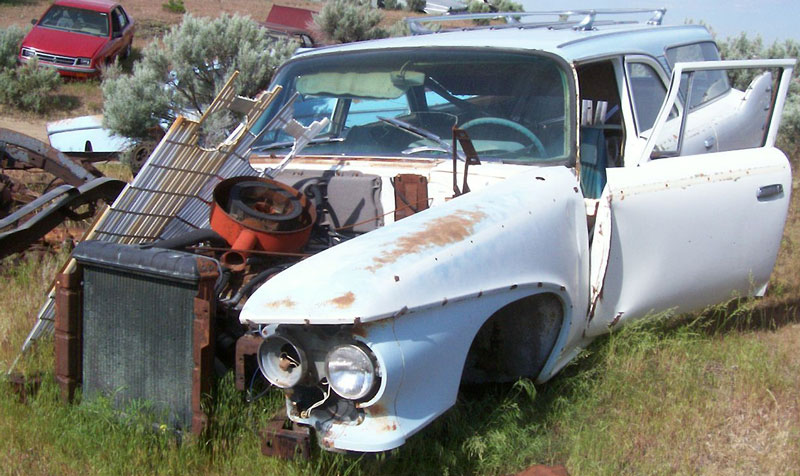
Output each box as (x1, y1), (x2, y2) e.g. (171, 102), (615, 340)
(242, 166), (590, 451)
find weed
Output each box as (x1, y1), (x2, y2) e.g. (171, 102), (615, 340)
(162, 0), (186, 14)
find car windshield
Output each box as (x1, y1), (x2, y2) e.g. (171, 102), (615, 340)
(40, 5), (109, 37)
(252, 49), (572, 163)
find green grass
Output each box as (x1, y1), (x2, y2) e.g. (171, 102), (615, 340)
(2, 257), (798, 475)
(2, 170), (800, 475)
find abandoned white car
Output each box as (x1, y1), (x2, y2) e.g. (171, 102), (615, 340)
(39, 8), (794, 456)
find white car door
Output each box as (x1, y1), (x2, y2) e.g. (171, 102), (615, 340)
(587, 59), (795, 336)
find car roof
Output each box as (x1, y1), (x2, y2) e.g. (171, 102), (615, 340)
(53, 0), (118, 12)
(296, 22), (714, 65)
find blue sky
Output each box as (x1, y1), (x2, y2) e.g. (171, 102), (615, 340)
(516, 1), (800, 44)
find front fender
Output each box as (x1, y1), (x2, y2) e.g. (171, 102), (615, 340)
(241, 166), (590, 452)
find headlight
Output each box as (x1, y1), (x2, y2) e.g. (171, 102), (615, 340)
(20, 48), (34, 58)
(76, 57), (91, 66)
(257, 333), (308, 388)
(325, 344), (377, 400)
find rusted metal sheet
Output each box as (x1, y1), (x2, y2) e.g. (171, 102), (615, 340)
(54, 269), (82, 403)
(261, 407), (312, 459)
(191, 258), (219, 435)
(235, 334), (262, 392)
(393, 174), (428, 221)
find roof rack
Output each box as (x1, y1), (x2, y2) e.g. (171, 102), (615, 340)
(405, 8), (667, 35)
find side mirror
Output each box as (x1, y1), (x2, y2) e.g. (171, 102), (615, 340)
(30, 19), (37, 25)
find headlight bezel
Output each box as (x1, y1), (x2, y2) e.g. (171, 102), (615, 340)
(257, 332), (310, 389)
(325, 343), (379, 401)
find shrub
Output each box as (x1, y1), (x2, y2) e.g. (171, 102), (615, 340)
(101, 14), (296, 141)
(313, 0), (388, 44)
(0, 25), (25, 71)
(162, 0), (186, 14)
(466, 0), (523, 25)
(382, 0), (401, 10)
(405, 0), (426, 12)
(0, 59), (61, 113)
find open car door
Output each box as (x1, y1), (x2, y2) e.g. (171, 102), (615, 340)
(587, 59), (796, 336)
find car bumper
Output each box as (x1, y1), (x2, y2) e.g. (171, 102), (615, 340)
(18, 55), (98, 77)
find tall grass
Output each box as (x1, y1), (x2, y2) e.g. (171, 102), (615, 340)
(3, 284), (797, 475)
(2, 163), (799, 475)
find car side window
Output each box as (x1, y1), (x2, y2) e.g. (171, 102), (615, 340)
(666, 42), (730, 110)
(112, 7), (127, 33)
(626, 62), (668, 134)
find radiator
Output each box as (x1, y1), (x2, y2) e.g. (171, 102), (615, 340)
(68, 241), (218, 433)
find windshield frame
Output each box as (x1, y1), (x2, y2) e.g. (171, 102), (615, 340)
(252, 46), (577, 167)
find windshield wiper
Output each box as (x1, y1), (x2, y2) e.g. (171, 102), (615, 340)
(252, 136), (343, 152)
(378, 116), (464, 161)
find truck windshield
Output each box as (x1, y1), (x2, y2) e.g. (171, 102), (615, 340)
(252, 49), (572, 163)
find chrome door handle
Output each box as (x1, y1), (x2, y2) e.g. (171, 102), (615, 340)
(757, 184), (783, 201)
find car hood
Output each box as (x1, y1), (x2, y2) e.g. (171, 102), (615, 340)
(23, 27), (106, 58)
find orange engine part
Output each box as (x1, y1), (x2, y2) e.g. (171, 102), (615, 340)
(210, 176), (315, 268)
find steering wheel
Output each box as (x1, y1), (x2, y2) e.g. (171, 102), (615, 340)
(459, 117), (547, 158)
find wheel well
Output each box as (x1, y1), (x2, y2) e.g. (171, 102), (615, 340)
(461, 293), (564, 384)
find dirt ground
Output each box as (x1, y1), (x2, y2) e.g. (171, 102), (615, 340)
(0, 0), (330, 142)
(0, 114), (47, 142)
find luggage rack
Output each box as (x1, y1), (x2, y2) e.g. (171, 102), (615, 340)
(405, 8), (666, 35)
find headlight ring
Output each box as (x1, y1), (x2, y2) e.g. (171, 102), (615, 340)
(257, 333), (308, 388)
(325, 344), (378, 401)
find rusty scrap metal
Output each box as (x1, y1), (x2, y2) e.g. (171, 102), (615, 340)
(5, 372), (43, 403)
(0, 177), (125, 260)
(392, 174), (429, 221)
(18, 78), (281, 370)
(261, 407), (312, 459)
(0, 128), (101, 186)
(192, 258), (219, 435)
(54, 270), (82, 403)
(235, 334), (263, 391)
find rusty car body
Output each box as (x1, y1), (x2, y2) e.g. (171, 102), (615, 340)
(239, 9), (795, 452)
(25, 8), (795, 454)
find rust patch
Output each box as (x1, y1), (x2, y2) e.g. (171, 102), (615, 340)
(328, 291), (355, 309)
(366, 404), (386, 416)
(366, 210), (487, 272)
(382, 422), (398, 432)
(264, 298), (296, 309)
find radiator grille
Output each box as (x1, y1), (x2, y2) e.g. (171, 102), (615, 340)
(75, 241), (215, 431)
(22, 48), (79, 66)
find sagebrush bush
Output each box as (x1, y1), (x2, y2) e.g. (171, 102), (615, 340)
(405, 0), (426, 12)
(161, 0), (186, 14)
(466, 0), (523, 24)
(382, 0), (400, 10)
(313, 0), (387, 44)
(0, 60), (61, 113)
(0, 25), (25, 71)
(102, 14), (296, 141)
